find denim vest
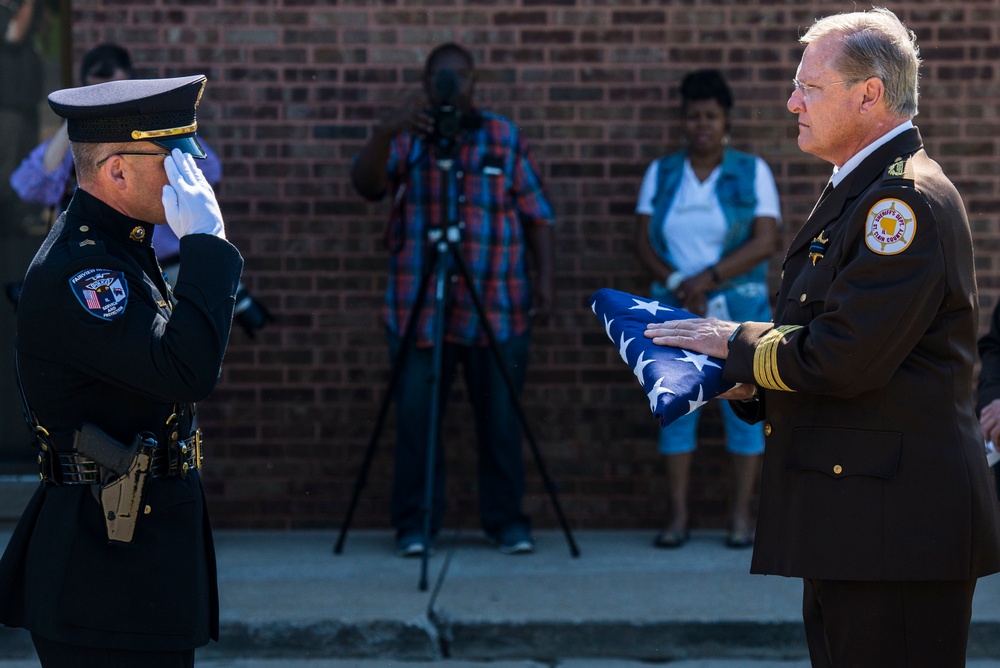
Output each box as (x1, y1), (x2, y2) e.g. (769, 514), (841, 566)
(647, 148), (770, 321)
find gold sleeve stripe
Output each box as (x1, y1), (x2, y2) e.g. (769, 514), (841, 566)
(753, 325), (803, 392)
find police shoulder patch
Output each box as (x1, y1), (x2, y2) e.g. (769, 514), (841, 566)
(69, 268), (128, 320)
(864, 198), (916, 256)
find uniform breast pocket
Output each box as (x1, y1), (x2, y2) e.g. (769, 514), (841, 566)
(783, 427), (902, 577)
(788, 427), (901, 479)
(785, 264), (835, 320)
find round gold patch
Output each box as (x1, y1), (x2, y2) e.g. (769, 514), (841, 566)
(865, 198), (916, 255)
(129, 226), (146, 242)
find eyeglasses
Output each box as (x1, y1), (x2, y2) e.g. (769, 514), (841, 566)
(95, 151), (171, 168)
(791, 78), (856, 99)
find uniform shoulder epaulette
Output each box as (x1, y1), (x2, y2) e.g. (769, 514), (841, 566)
(884, 155), (915, 185)
(66, 225), (107, 259)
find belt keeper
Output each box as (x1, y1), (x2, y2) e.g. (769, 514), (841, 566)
(193, 429), (203, 469)
(35, 426), (54, 483)
(37, 445), (49, 482)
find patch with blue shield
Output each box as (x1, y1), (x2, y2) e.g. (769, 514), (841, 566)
(69, 269), (128, 320)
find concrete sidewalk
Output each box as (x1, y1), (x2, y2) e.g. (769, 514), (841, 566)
(1, 528), (999, 664)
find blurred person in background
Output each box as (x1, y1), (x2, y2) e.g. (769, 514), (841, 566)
(0, 0), (50, 235)
(351, 42), (555, 557)
(635, 69), (780, 549)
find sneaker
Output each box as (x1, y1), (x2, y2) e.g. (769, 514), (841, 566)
(395, 531), (427, 557)
(494, 524), (535, 555)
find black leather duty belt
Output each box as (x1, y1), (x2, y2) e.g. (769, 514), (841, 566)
(39, 430), (203, 485)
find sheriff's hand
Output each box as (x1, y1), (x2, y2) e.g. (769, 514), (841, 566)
(644, 317), (739, 359)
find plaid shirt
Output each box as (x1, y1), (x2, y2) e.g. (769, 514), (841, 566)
(380, 110), (554, 347)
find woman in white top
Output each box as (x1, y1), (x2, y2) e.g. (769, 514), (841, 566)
(634, 69), (781, 549)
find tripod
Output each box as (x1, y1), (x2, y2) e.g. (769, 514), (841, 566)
(335, 148), (579, 591)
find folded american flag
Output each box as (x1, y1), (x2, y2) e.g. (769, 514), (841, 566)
(590, 288), (736, 427)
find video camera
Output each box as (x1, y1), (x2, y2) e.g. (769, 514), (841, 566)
(428, 69), (464, 159)
(233, 282), (274, 339)
(160, 261), (274, 339)
(5, 281), (22, 309)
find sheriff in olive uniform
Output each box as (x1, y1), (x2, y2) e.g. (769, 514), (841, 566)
(0, 75), (242, 667)
(646, 9), (1000, 667)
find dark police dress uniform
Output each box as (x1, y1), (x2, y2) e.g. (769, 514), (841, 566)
(0, 75), (242, 662)
(724, 127), (1000, 664)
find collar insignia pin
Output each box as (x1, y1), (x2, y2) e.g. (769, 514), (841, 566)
(129, 226), (146, 242)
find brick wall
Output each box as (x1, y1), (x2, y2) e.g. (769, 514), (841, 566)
(68, 0), (1000, 532)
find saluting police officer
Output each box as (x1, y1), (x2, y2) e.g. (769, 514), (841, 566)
(645, 8), (1000, 667)
(0, 75), (242, 667)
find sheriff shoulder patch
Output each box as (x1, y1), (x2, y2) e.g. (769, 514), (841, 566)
(69, 269), (128, 320)
(864, 198), (916, 255)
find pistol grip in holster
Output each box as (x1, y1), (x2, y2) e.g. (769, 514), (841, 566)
(100, 439), (154, 545)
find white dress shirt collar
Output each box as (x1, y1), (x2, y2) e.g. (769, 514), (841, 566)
(831, 120), (914, 188)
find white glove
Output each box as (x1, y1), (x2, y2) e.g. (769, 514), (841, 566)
(161, 148), (226, 239)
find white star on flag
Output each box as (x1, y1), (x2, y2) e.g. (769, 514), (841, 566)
(647, 376), (675, 412)
(675, 349), (722, 373)
(686, 385), (709, 414)
(632, 350), (654, 384)
(618, 332), (634, 362)
(629, 298), (673, 316)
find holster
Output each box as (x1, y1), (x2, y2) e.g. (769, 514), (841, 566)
(74, 424), (156, 545)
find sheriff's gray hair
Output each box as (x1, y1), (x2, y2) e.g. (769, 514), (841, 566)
(801, 7), (920, 118)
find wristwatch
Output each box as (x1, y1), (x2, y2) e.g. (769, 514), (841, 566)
(727, 324), (743, 350)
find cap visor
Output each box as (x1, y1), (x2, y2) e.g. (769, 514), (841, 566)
(152, 135), (207, 159)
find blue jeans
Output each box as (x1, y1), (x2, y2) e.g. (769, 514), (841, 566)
(658, 399), (764, 455)
(388, 330), (531, 538)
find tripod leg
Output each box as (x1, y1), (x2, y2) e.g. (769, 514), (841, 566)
(419, 238), (451, 590)
(447, 244), (580, 557)
(333, 245), (437, 555)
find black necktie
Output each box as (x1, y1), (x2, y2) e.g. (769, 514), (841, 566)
(809, 179), (835, 218)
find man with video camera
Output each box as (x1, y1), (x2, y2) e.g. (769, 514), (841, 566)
(351, 42), (555, 557)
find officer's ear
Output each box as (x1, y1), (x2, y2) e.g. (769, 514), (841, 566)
(858, 77), (884, 115)
(98, 154), (130, 191)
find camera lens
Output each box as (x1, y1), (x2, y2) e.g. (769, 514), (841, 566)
(435, 108), (461, 140)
